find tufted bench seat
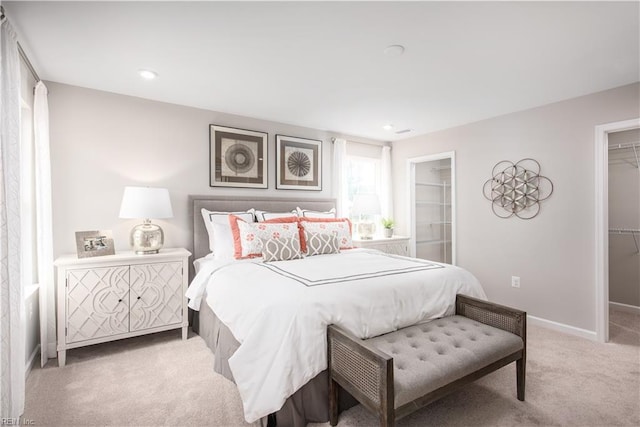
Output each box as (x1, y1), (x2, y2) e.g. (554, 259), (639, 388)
(327, 294), (526, 427)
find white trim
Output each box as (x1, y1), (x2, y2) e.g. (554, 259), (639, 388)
(527, 315), (597, 341)
(609, 301), (640, 315)
(407, 151), (456, 264)
(25, 344), (40, 377)
(594, 118), (640, 343)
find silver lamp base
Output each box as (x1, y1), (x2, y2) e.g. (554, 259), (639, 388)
(130, 220), (164, 255)
(357, 221), (376, 240)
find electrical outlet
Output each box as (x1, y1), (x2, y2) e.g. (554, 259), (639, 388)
(511, 276), (521, 288)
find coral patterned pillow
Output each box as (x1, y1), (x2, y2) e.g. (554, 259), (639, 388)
(229, 215), (301, 259)
(299, 217), (353, 250)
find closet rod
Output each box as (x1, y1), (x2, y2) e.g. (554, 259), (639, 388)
(609, 228), (640, 234)
(608, 142), (640, 150)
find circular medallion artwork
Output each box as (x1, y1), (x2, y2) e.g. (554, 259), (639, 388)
(287, 151), (311, 178)
(225, 144), (255, 174)
(482, 158), (553, 219)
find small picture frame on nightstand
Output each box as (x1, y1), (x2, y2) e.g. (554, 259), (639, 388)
(75, 230), (115, 258)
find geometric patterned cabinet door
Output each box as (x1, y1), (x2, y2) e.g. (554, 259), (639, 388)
(352, 235), (411, 256)
(66, 266), (130, 343)
(130, 262), (183, 332)
(55, 248), (191, 367)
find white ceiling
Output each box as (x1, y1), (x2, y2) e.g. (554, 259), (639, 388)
(4, 1), (639, 141)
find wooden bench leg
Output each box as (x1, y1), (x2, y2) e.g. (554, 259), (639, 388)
(380, 412), (395, 427)
(516, 358), (525, 401)
(329, 378), (339, 426)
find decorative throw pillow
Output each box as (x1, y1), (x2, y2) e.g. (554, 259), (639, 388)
(296, 207), (337, 218)
(261, 237), (303, 262)
(299, 217), (353, 250)
(305, 232), (340, 256)
(254, 210), (298, 222)
(201, 208), (254, 253)
(229, 215), (301, 259)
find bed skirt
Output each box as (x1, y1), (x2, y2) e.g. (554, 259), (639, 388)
(192, 301), (357, 427)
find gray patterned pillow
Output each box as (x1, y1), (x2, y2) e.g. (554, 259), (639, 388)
(261, 237), (303, 262)
(305, 232), (340, 256)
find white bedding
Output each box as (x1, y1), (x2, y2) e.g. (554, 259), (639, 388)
(186, 249), (486, 423)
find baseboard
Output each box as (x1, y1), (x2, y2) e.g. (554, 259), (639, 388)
(609, 301), (640, 314)
(26, 344), (40, 378)
(527, 315), (597, 341)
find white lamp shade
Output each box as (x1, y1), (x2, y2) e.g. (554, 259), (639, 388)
(119, 186), (173, 219)
(351, 193), (382, 216)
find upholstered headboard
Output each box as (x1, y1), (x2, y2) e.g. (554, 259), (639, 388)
(188, 195), (336, 276)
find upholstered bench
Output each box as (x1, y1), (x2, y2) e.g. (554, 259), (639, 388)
(327, 294), (526, 427)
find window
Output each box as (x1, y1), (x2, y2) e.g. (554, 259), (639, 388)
(345, 155), (381, 220)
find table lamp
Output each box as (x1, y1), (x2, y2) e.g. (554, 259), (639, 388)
(351, 193), (381, 240)
(119, 186), (173, 254)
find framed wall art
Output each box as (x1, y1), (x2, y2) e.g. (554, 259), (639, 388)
(276, 135), (322, 191)
(210, 124), (268, 188)
(75, 230), (115, 258)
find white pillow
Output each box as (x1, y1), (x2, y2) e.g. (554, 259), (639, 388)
(254, 210), (298, 222)
(211, 222), (235, 260)
(296, 207), (337, 218)
(201, 208), (254, 253)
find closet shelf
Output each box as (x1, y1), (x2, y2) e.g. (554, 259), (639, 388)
(416, 239), (452, 245)
(609, 228), (639, 234)
(609, 143), (639, 168)
(416, 182), (450, 187)
(416, 201), (451, 206)
(608, 142), (639, 151)
(609, 228), (639, 253)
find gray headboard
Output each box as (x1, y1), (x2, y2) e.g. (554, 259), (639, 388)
(188, 195), (336, 277)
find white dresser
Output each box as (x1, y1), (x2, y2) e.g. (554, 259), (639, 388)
(54, 248), (191, 367)
(352, 235), (411, 256)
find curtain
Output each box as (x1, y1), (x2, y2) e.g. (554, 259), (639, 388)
(0, 16), (25, 418)
(332, 138), (348, 216)
(34, 82), (54, 367)
(381, 145), (393, 220)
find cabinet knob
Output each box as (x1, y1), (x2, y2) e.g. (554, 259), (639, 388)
(137, 296), (141, 300)
(118, 299), (122, 302)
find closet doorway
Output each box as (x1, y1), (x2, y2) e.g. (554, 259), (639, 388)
(607, 128), (639, 343)
(595, 118), (640, 343)
(408, 152), (456, 264)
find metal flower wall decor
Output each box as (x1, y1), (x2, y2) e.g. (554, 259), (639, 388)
(482, 158), (553, 219)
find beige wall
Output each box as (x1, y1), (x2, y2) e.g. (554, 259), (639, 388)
(47, 82), (383, 259)
(608, 129), (640, 307)
(392, 83), (640, 332)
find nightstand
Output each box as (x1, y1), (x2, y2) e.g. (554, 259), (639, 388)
(54, 248), (191, 367)
(352, 235), (410, 256)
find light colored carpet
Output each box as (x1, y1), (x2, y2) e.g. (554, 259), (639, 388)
(24, 307), (639, 426)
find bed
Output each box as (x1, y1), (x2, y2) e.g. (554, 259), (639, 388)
(186, 195), (486, 426)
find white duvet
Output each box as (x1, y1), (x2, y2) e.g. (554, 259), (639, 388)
(186, 249), (486, 423)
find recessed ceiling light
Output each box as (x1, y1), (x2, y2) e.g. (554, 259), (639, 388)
(384, 45), (405, 57)
(383, 124), (394, 131)
(138, 69), (158, 80)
